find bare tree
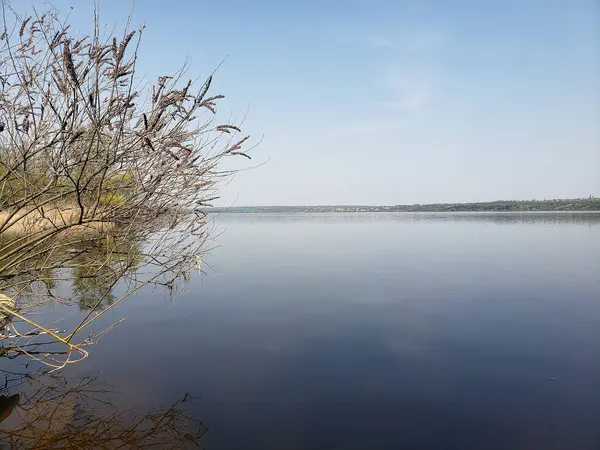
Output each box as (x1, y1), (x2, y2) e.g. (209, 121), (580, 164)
(0, 3), (251, 370)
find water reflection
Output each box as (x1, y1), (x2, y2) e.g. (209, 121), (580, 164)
(0, 212), (599, 449)
(0, 229), (207, 448)
(0, 368), (204, 449)
(0, 234), (143, 308)
(212, 211), (600, 227)
(70, 237), (143, 311)
(0, 235), (146, 369)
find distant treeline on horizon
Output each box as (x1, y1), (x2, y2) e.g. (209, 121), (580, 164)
(204, 198), (600, 213)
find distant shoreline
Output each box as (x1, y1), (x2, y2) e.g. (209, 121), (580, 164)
(205, 198), (600, 214)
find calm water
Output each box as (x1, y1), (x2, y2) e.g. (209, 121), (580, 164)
(7, 213), (600, 449)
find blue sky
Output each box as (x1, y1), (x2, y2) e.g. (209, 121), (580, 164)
(35, 0), (600, 205)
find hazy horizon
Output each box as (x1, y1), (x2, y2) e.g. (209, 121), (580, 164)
(209, 196), (599, 208)
(49, 0), (599, 206)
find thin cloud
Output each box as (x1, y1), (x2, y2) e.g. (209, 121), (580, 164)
(364, 31), (445, 53)
(408, 31), (445, 53)
(377, 76), (432, 111)
(331, 28), (445, 55)
(321, 119), (409, 141)
(367, 34), (396, 49)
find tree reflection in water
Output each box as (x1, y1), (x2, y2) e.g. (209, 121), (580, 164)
(0, 233), (160, 369)
(0, 368), (205, 449)
(0, 235), (207, 448)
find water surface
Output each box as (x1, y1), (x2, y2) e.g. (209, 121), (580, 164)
(8, 213), (600, 449)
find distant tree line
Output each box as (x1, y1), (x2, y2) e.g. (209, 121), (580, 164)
(389, 198), (600, 212)
(207, 198), (600, 213)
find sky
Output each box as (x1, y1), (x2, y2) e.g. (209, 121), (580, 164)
(27, 0), (600, 205)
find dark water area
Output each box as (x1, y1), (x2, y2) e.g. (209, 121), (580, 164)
(3, 213), (600, 449)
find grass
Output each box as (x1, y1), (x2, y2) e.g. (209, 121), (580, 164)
(0, 206), (114, 236)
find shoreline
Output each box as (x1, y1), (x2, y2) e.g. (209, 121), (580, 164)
(206, 210), (600, 215)
(205, 198), (600, 214)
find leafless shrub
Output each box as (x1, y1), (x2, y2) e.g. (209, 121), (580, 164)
(0, 2), (252, 369)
